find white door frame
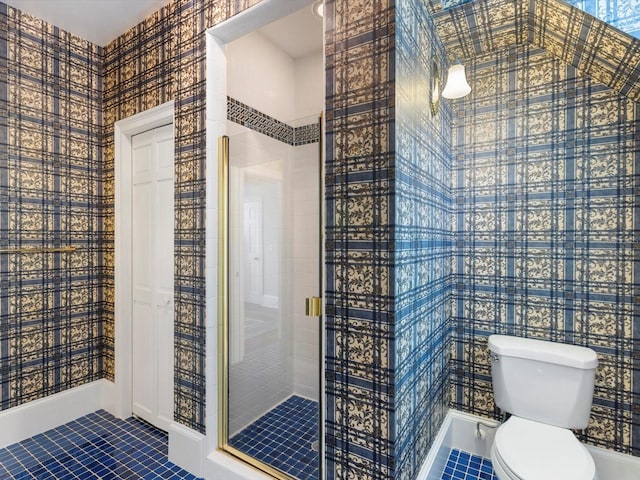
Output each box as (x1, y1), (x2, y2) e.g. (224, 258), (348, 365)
(114, 101), (175, 420)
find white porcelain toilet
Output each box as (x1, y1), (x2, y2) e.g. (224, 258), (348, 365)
(488, 335), (599, 480)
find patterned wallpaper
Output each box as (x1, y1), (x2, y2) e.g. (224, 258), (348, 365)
(449, 41), (640, 457)
(0, 5), (105, 411)
(433, 0), (640, 457)
(324, 0), (396, 477)
(564, 0), (640, 39)
(3, 0), (638, 476)
(394, 0), (453, 479)
(0, 0), (410, 470)
(439, 0), (640, 40)
(431, 0), (640, 102)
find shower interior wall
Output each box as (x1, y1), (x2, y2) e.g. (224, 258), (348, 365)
(225, 29), (323, 436)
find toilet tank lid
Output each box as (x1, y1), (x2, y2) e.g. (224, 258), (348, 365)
(488, 335), (598, 369)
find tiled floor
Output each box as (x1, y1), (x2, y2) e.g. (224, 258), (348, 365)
(0, 410), (202, 480)
(230, 395), (319, 480)
(441, 449), (497, 480)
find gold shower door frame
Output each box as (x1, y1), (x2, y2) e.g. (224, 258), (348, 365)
(217, 125), (324, 479)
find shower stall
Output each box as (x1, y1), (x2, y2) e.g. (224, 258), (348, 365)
(218, 114), (322, 480)
(209, 4), (324, 478)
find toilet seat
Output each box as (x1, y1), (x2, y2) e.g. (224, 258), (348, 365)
(491, 416), (596, 480)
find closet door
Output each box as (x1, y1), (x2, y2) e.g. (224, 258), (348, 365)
(131, 124), (174, 431)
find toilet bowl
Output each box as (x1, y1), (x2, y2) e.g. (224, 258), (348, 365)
(487, 335), (599, 480)
(490, 416), (596, 480)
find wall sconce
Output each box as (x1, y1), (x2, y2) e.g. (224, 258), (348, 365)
(430, 59), (441, 116)
(442, 60), (471, 99)
(312, 0), (324, 18)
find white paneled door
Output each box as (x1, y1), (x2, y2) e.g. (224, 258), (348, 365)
(131, 124), (174, 431)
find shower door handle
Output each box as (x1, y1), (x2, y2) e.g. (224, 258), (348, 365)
(305, 297), (322, 316)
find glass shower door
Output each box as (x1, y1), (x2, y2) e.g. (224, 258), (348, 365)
(219, 116), (322, 480)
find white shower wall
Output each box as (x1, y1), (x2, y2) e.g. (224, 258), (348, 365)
(226, 32), (296, 122)
(290, 141), (320, 401)
(226, 26), (322, 435)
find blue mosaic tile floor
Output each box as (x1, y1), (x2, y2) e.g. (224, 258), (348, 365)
(230, 395), (318, 480)
(0, 409), (202, 480)
(441, 449), (497, 480)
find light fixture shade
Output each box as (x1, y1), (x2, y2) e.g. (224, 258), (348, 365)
(442, 63), (471, 99)
(312, 1), (324, 18)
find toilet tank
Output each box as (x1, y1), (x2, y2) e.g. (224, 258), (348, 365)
(488, 335), (598, 429)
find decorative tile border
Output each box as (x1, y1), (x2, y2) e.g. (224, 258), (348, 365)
(227, 97), (319, 145)
(294, 122), (321, 146)
(227, 97), (294, 144)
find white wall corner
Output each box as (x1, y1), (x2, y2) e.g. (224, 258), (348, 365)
(417, 409), (499, 480)
(416, 408), (452, 480)
(586, 444), (640, 480)
(99, 378), (116, 416)
(168, 422), (206, 478)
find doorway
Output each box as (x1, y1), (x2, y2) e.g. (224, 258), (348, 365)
(114, 102), (175, 430)
(130, 124), (175, 431)
(207, 2), (325, 478)
(223, 119), (323, 480)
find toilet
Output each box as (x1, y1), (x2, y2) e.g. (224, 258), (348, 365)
(488, 335), (599, 480)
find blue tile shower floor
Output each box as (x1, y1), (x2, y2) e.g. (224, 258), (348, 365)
(0, 410), (202, 479)
(441, 449), (497, 480)
(230, 395), (318, 479)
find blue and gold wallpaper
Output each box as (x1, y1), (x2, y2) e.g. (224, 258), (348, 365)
(0, 5), (105, 410)
(564, 0), (640, 38)
(441, 0), (640, 40)
(324, 0), (396, 476)
(433, 0), (640, 458)
(449, 43), (640, 457)
(395, 0), (453, 478)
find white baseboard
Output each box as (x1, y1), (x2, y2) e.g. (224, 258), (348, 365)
(417, 409), (640, 480)
(0, 379), (115, 449)
(587, 444), (640, 480)
(168, 422), (206, 478)
(416, 409), (499, 480)
(205, 451), (271, 480)
(415, 409), (452, 480)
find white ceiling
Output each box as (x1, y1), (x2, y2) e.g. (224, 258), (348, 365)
(3, 0), (172, 46)
(258, 6), (323, 59)
(3, 0), (323, 57)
